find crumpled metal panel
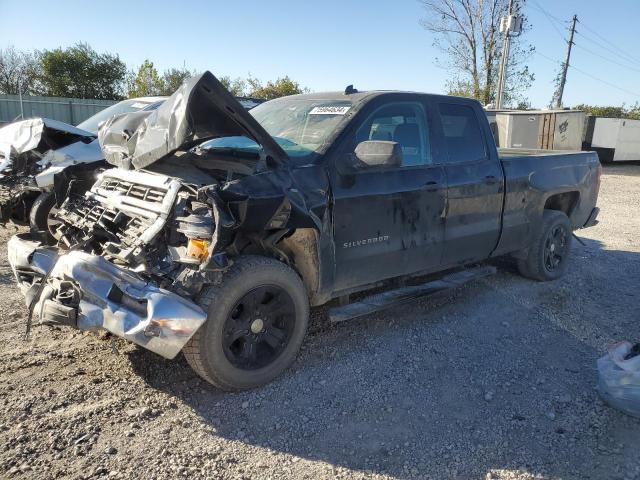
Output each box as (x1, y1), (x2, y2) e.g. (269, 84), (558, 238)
(34, 139), (103, 188)
(98, 71), (287, 170)
(7, 233), (207, 359)
(0, 118), (95, 176)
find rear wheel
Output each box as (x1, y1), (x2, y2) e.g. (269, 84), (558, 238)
(183, 256), (309, 391)
(517, 210), (573, 281)
(29, 192), (60, 244)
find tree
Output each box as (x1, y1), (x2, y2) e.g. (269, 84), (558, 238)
(246, 75), (306, 100)
(219, 75), (247, 96)
(420, 0), (534, 106)
(573, 103), (640, 120)
(0, 46), (40, 95)
(161, 67), (196, 96)
(128, 60), (163, 98)
(36, 42), (126, 99)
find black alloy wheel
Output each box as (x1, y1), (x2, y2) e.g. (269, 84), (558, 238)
(516, 209), (573, 282)
(543, 224), (569, 273)
(183, 255), (310, 391)
(222, 285), (296, 370)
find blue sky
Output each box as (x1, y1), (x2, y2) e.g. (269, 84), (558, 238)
(1, 0), (639, 107)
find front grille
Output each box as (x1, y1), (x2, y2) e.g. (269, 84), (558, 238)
(99, 178), (167, 203)
(64, 200), (151, 247)
(56, 170), (181, 260)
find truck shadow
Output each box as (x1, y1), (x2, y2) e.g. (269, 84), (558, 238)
(602, 162), (640, 176)
(127, 237), (640, 479)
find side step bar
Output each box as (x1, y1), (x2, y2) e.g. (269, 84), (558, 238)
(329, 266), (496, 323)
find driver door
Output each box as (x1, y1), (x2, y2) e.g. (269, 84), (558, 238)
(330, 97), (447, 292)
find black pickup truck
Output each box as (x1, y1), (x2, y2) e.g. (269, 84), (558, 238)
(7, 72), (601, 390)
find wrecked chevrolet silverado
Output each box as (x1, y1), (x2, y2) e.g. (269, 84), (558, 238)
(7, 71), (601, 390)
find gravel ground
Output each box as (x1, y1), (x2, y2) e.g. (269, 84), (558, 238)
(0, 164), (639, 480)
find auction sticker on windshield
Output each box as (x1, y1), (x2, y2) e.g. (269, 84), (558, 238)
(309, 106), (351, 115)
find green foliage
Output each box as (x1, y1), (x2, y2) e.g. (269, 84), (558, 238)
(573, 103), (640, 120)
(36, 43), (126, 99)
(126, 64), (197, 98)
(127, 60), (163, 98)
(247, 76), (307, 100)
(245, 75), (306, 100)
(219, 76), (247, 96)
(0, 46), (40, 95)
(219, 74), (307, 100)
(160, 67), (196, 96)
(0, 44), (308, 103)
(446, 81), (475, 98)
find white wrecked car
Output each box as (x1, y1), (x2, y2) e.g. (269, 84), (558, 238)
(0, 97), (166, 240)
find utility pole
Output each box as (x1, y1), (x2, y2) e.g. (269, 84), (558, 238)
(495, 0), (522, 109)
(555, 15), (578, 108)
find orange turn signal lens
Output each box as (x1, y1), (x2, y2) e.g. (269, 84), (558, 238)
(186, 239), (210, 261)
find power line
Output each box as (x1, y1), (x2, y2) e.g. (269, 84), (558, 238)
(576, 19), (640, 66)
(528, 0), (565, 24)
(573, 30), (640, 68)
(535, 51), (562, 66)
(528, 0), (567, 41)
(528, 1), (640, 68)
(573, 44), (640, 74)
(568, 63), (640, 98)
(535, 51), (640, 98)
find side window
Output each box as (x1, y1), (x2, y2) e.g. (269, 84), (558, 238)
(355, 102), (431, 167)
(438, 103), (486, 163)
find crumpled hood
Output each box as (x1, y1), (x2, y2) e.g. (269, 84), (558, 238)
(99, 71), (287, 170)
(0, 118), (95, 174)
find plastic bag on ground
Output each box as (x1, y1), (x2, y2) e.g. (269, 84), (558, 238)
(597, 341), (640, 418)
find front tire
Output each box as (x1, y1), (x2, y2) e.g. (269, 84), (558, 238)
(183, 256), (309, 391)
(517, 210), (573, 281)
(29, 192), (60, 244)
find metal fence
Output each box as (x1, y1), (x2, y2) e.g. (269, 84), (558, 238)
(0, 94), (117, 127)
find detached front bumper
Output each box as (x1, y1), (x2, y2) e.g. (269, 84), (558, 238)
(7, 233), (207, 359)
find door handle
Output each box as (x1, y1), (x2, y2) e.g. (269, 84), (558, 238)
(484, 175), (499, 185)
(424, 181), (442, 192)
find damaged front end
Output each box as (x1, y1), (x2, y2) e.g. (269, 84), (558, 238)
(0, 118), (97, 224)
(8, 71), (328, 359)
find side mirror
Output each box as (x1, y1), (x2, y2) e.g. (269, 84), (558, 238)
(354, 140), (402, 168)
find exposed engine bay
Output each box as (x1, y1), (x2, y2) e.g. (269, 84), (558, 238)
(52, 148), (262, 297)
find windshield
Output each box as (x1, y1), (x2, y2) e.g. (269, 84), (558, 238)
(201, 97), (353, 159)
(76, 99), (163, 134)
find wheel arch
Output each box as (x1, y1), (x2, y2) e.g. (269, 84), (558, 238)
(237, 228), (326, 306)
(543, 191), (580, 220)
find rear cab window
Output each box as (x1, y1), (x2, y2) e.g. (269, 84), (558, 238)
(437, 103), (486, 164)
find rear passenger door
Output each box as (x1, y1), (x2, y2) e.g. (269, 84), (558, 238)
(435, 102), (504, 265)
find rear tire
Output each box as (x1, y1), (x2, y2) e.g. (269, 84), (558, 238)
(517, 210), (573, 281)
(29, 192), (59, 244)
(183, 256), (309, 391)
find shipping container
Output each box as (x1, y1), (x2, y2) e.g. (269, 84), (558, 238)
(487, 110), (586, 151)
(583, 116), (640, 162)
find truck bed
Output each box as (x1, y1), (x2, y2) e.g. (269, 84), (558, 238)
(498, 147), (592, 158)
(492, 148), (601, 257)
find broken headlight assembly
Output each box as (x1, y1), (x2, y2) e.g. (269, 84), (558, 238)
(170, 200), (214, 265)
